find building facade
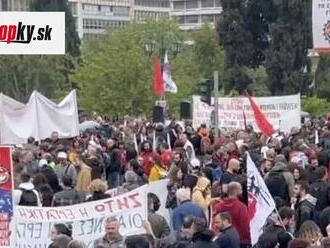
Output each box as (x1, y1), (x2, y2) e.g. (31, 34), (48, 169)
(0, 0), (32, 11)
(68, 0), (131, 39)
(170, 0), (222, 30)
(133, 0), (170, 22)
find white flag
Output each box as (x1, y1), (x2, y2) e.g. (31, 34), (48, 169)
(247, 153), (276, 245)
(163, 52), (178, 93)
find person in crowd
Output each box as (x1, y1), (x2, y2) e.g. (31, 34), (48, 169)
(143, 215), (194, 248)
(149, 154), (167, 182)
(14, 172), (42, 206)
(191, 217), (216, 248)
(287, 238), (310, 248)
(32, 173), (54, 207)
(40, 158), (62, 193)
(52, 175), (85, 206)
(147, 193), (171, 238)
(309, 167), (330, 223)
(93, 217), (125, 248)
(221, 158), (241, 194)
(86, 179), (110, 201)
(126, 159), (148, 186)
(117, 171), (140, 194)
(107, 144), (121, 189)
(140, 141), (154, 177)
(49, 234), (72, 248)
(288, 163), (306, 182)
(49, 223), (73, 247)
(322, 238), (330, 248)
(296, 220), (322, 246)
(257, 206), (294, 247)
(213, 182), (251, 247)
(74, 156), (92, 192)
(67, 240), (87, 248)
(305, 157), (320, 184)
(172, 188), (206, 231)
(166, 166), (184, 210)
(125, 235), (150, 248)
(213, 212), (240, 248)
(55, 151), (77, 186)
(293, 181), (317, 231)
(265, 159), (295, 204)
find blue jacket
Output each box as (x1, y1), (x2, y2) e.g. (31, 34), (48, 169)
(172, 200), (206, 231)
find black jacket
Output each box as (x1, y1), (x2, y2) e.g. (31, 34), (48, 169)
(309, 180), (330, 211)
(295, 194), (317, 231)
(319, 207), (330, 237)
(215, 226), (240, 248)
(192, 230), (217, 248)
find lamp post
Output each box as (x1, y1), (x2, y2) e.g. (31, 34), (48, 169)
(307, 49), (320, 97)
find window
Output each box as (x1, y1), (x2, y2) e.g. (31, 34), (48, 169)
(173, 1), (184, 10)
(201, 0), (214, 8)
(185, 15), (198, 23)
(113, 6), (129, 16)
(215, 0), (221, 7)
(175, 16), (184, 24)
(201, 14), (214, 23)
(83, 4), (98, 13)
(186, 0), (198, 9)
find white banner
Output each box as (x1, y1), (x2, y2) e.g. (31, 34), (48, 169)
(0, 12), (65, 55)
(15, 186), (148, 248)
(192, 94), (301, 133)
(313, 0), (330, 53)
(0, 90), (79, 145)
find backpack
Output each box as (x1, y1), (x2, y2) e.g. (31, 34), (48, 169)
(19, 188), (38, 206)
(265, 171), (289, 201)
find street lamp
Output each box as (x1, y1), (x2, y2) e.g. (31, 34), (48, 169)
(307, 49), (320, 96)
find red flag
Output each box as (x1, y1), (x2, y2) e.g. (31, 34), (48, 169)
(153, 56), (164, 96)
(246, 92), (274, 136)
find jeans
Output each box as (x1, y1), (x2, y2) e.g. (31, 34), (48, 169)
(107, 171), (120, 189)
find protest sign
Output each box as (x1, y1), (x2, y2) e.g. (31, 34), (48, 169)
(15, 185), (148, 248)
(0, 147), (14, 248)
(192, 94), (301, 133)
(313, 0), (330, 53)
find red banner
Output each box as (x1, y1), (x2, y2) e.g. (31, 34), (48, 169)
(0, 147), (13, 247)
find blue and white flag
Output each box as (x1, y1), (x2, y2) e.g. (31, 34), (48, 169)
(163, 52), (178, 93)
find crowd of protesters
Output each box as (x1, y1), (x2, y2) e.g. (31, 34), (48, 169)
(12, 115), (330, 248)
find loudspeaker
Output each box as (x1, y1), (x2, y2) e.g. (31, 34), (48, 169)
(180, 101), (191, 119)
(153, 105), (164, 123)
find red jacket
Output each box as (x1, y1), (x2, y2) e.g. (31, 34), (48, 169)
(140, 152), (154, 177)
(213, 197), (251, 245)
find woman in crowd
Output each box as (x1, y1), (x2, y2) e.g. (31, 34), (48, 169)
(86, 179), (110, 202)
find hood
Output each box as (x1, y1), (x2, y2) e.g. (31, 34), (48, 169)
(194, 177), (210, 192)
(221, 197), (240, 209)
(192, 229), (213, 242)
(300, 194), (317, 206)
(18, 182), (35, 190)
(271, 162), (287, 172)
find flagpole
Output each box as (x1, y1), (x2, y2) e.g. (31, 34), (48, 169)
(274, 207), (287, 231)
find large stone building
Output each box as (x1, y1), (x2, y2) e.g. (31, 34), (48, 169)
(0, 0), (222, 39)
(170, 0), (222, 30)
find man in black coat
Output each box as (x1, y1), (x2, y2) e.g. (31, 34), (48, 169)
(214, 212), (240, 248)
(309, 167), (330, 224)
(257, 207), (294, 248)
(191, 217), (217, 248)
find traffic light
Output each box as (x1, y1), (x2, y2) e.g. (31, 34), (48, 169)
(199, 78), (212, 105)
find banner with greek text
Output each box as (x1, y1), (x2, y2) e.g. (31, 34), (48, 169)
(192, 94), (301, 133)
(15, 185), (148, 248)
(0, 147), (14, 248)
